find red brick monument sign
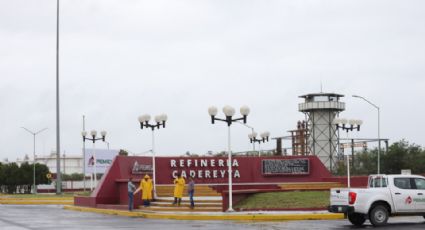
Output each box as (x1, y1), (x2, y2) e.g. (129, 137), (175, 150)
(75, 155), (331, 208)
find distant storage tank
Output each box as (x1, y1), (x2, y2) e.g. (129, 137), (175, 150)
(298, 93), (345, 171)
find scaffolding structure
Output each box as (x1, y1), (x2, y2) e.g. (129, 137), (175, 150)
(288, 120), (309, 156)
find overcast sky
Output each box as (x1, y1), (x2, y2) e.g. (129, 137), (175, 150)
(1, 0), (424, 161)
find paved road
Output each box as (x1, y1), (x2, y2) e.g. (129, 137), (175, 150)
(0, 205), (424, 230)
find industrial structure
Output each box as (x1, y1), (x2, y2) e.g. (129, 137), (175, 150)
(273, 92), (389, 173)
(298, 93), (345, 171)
(288, 120), (308, 156)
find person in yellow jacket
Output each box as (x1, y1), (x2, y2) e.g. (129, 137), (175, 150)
(134, 174), (153, 207)
(172, 173), (185, 206)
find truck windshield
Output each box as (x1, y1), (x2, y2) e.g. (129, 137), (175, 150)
(369, 176), (388, 188)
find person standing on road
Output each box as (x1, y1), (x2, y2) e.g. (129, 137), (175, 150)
(127, 177), (136, 211)
(172, 173), (185, 206)
(134, 174), (153, 207)
(187, 177), (195, 209)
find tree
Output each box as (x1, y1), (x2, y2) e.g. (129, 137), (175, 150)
(0, 162), (51, 194)
(118, 149), (128, 156)
(35, 163), (50, 185)
(353, 149), (378, 175)
(70, 173), (84, 181)
(381, 140), (424, 174)
(3, 163), (20, 194)
(19, 162), (33, 193)
(334, 140), (425, 176)
(0, 163), (4, 193)
(333, 160), (347, 176)
(61, 173), (84, 181)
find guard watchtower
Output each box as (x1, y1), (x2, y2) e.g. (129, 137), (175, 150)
(298, 93), (345, 171)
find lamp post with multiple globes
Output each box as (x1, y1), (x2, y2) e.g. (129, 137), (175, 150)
(248, 131), (270, 156)
(208, 105), (250, 212)
(138, 113), (168, 199)
(333, 118), (362, 188)
(82, 130), (107, 189)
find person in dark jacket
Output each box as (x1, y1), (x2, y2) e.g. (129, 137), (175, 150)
(127, 177), (136, 211)
(187, 177), (195, 209)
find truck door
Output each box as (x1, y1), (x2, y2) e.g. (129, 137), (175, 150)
(392, 177), (417, 212)
(413, 178), (425, 212)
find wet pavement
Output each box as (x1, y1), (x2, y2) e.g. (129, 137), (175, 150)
(0, 205), (424, 229)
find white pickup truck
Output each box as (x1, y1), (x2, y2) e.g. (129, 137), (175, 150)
(329, 174), (425, 226)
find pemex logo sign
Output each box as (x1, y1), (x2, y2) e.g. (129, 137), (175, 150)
(84, 149), (118, 174)
(88, 155), (112, 166)
(132, 161), (153, 175)
(405, 196), (412, 204)
(405, 196), (425, 204)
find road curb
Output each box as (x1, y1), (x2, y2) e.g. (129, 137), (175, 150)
(63, 205), (344, 221)
(0, 200), (73, 205)
(0, 197), (73, 200)
(0, 196), (73, 205)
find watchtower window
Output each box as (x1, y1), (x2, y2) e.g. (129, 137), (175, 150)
(313, 96), (329, 102)
(329, 96), (337, 102)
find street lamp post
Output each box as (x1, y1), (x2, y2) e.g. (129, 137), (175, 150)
(55, 0), (61, 195)
(105, 141), (110, 150)
(21, 127), (48, 194)
(352, 95), (381, 174)
(82, 130), (107, 189)
(138, 113), (168, 199)
(236, 121), (256, 151)
(333, 118), (363, 188)
(208, 105), (250, 212)
(248, 131), (270, 156)
(82, 115), (86, 192)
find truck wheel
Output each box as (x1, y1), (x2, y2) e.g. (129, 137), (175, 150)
(369, 205), (389, 226)
(347, 213), (366, 226)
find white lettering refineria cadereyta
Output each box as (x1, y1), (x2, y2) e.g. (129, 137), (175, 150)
(170, 159), (240, 179)
(170, 159), (239, 168)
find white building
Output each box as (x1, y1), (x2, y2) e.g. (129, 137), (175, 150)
(37, 152), (83, 175)
(16, 149), (119, 176)
(16, 152), (84, 175)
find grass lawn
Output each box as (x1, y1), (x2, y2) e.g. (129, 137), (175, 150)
(0, 191), (91, 198)
(234, 190), (330, 209)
